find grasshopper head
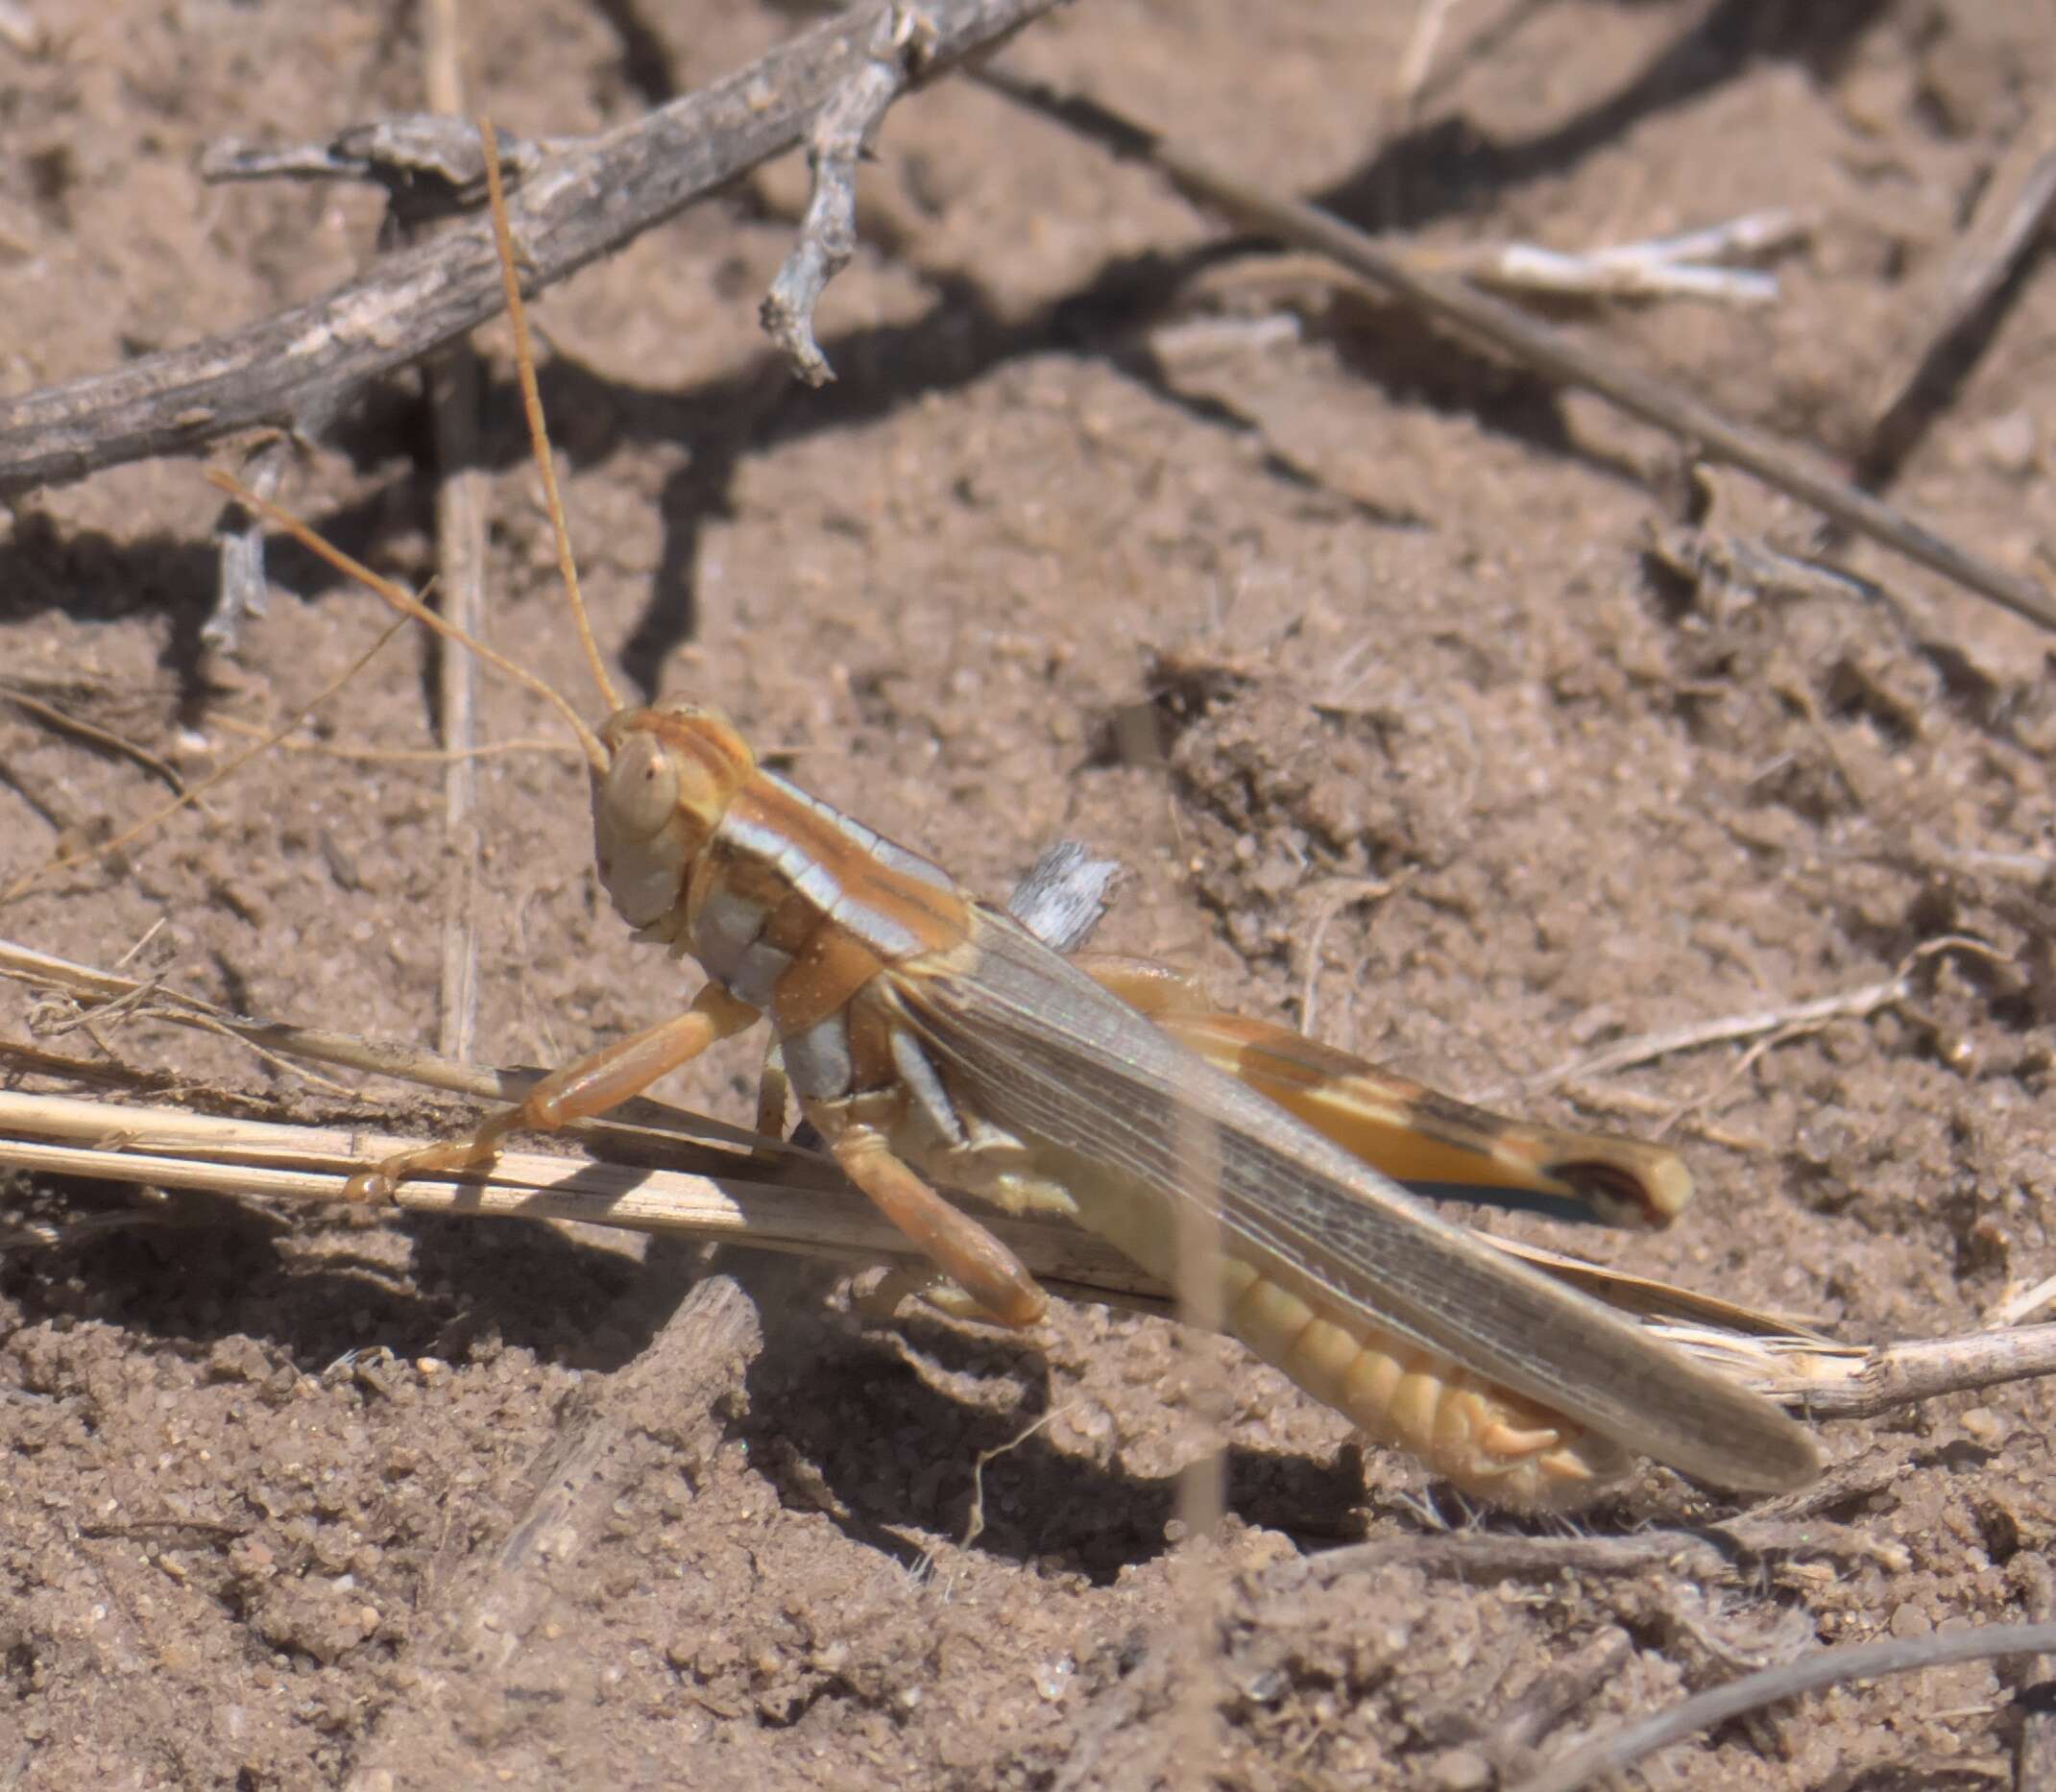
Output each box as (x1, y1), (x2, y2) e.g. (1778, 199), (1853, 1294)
(592, 703), (756, 931)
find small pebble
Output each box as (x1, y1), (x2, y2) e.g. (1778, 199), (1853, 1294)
(1430, 1747), (1493, 1792)
(1982, 410), (2038, 477)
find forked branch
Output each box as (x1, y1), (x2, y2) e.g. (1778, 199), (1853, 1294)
(0, 0), (1063, 495)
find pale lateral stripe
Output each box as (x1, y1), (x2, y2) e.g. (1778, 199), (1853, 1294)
(715, 809), (847, 915)
(714, 809), (791, 872)
(763, 771), (878, 848)
(764, 772), (956, 895)
(718, 809), (818, 884)
(827, 888), (923, 960)
(789, 857), (846, 917)
(715, 783), (947, 964)
(871, 836), (956, 893)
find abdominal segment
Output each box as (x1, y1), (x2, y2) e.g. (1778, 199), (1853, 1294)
(1215, 1255), (1630, 1507)
(1061, 1167), (1629, 1508)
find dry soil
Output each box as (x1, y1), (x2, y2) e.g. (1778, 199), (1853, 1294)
(3, 3), (2054, 1787)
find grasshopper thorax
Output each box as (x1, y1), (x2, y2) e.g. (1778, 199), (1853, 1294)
(593, 702), (756, 931)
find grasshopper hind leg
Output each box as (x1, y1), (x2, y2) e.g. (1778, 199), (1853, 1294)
(1075, 953), (1691, 1228)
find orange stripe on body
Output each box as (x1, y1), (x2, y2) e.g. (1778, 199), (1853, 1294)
(702, 777), (972, 1034)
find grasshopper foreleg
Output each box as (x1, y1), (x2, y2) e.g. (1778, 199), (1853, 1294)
(347, 984), (760, 1201)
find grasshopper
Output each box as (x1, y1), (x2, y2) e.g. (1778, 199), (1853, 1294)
(211, 125), (1820, 1510)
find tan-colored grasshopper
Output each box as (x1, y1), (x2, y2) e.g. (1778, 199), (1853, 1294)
(209, 125), (1820, 1510)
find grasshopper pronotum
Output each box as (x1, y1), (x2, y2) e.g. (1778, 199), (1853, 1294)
(212, 125), (1820, 1511)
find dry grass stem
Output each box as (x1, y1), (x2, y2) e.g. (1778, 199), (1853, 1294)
(0, 939), (792, 1159)
(416, 20), (488, 1070)
(0, 620), (409, 907)
(1511, 1620), (2056, 1792)
(0, 684), (185, 794)
(0, 1086), (1160, 1306)
(1521, 935), (2003, 1093)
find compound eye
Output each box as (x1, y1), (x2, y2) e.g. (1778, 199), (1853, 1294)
(603, 732), (679, 840)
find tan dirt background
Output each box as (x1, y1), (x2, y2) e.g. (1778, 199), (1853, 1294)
(4, 1), (2055, 1786)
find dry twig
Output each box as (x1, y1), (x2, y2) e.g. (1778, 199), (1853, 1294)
(0, 0), (1065, 494)
(200, 115), (549, 226)
(1173, 211), (1801, 349)
(1660, 1319), (2056, 1420)
(1993, 1271), (2056, 1328)
(1511, 1621), (2056, 1792)
(1425, 210), (1801, 305)
(973, 65), (2056, 636)
(1858, 92), (2056, 492)
(1520, 935), (2002, 1094)
(205, 435), (290, 649)
(762, 1), (938, 384)
(1304, 1514), (1904, 1591)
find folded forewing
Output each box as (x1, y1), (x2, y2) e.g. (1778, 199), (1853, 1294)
(895, 909), (1820, 1494)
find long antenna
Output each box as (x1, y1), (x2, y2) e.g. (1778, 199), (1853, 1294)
(478, 117), (622, 716)
(0, 614), (411, 906)
(206, 470), (609, 776)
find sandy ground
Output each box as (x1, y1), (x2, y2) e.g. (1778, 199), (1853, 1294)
(3, 1), (2055, 1786)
